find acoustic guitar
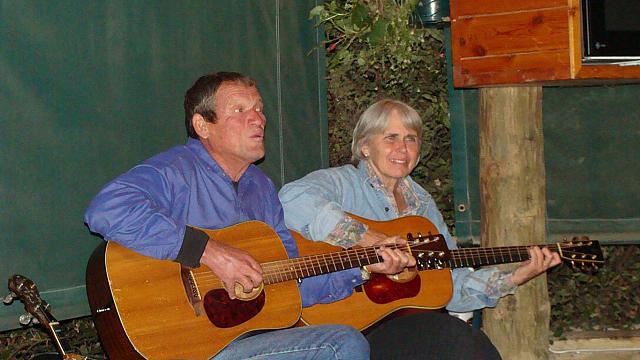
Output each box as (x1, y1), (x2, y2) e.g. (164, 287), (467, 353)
(295, 214), (604, 330)
(85, 217), (603, 359)
(7, 274), (88, 360)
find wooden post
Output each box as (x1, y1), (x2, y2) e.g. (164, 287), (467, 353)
(479, 86), (550, 359)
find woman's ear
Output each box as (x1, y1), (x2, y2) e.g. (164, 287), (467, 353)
(361, 143), (370, 158)
(192, 114), (209, 139)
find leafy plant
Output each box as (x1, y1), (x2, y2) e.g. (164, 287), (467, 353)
(0, 317), (105, 359)
(310, 0), (453, 224)
(312, 0), (640, 338)
(0, 5), (637, 357)
(548, 244), (640, 337)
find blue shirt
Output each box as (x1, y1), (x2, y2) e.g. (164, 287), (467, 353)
(84, 138), (363, 307)
(279, 162), (518, 312)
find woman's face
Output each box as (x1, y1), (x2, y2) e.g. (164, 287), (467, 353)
(361, 111), (420, 190)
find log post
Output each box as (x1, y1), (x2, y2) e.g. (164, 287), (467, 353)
(479, 86), (550, 359)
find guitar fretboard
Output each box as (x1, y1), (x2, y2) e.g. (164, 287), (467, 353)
(261, 246), (387, 285)
(194, 239), (601, 288)
(448, 245), (545, 268)
(261, 242), (599, 283)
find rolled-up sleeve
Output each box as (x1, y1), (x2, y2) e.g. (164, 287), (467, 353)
(279, 171), (348, 241)
(270, 183), (364, 307)
(446, 267), (517, 312)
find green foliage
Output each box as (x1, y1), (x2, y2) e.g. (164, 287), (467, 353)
(548, 245), (640, 337)
(0, 317), (105, 359)
(312, 0), (639, 339)
(0, 5), (636, 357)
(310, 0), (453, 225)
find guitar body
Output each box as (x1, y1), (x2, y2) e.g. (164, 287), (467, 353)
(86, 221), (301, 360)
(296, 215), (453, 331)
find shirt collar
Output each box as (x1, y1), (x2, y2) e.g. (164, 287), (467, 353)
(357, 160), (420, 215)
(186, 138), (256, 184)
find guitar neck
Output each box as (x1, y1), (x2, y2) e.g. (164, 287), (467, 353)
(257, 239), (602, 284)
(261, 243), (570, 283)
(260, 244), (551, 283)
(261, 246), (386, 284)
(447, 244), (554, 269)
(45, 317), (87, 360)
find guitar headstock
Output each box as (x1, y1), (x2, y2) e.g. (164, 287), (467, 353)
(7, 274), (51, 327)
(6, 275), (88, 360)
(407, 232), (451, 270)
(557, 236), (605, 270)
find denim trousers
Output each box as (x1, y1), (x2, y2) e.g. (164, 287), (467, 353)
(212, 324), (370, 360)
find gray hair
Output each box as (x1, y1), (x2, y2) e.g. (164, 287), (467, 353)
(351, 99), (423, 162)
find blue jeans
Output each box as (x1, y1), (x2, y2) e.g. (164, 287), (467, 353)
(212, 324), (370, 360)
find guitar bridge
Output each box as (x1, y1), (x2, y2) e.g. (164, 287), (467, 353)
(180, 266), (204, 316)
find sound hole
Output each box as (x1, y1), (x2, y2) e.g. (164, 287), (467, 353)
(203, 289), (265, 328)
(364, 273), (421, 304)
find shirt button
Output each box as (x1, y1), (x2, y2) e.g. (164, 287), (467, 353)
(384, 207), (389, 212)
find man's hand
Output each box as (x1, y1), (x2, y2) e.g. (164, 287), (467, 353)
(510, 246), (562, 286)
(356, 229), (416, 275)
(199, 239), (263, 299)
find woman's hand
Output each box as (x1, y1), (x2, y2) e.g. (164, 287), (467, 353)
(357, 230), (416, 275)
(510, 246), (562, 286)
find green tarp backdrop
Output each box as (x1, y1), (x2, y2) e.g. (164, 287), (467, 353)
(449, 82), (640, 245)
(0, 0), (326, 331)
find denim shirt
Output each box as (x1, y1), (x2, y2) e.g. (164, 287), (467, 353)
(84, 138), (362, 308)
(278, 161), (517, 312)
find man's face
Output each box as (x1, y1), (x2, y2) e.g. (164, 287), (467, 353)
(200, 82), (266, 173)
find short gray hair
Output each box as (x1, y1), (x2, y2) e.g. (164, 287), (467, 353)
(351, 99), (423, 161)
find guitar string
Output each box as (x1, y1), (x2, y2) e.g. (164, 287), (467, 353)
(194, 242), (593, 280)
(194, 241), (589, 281)
(194, 242), (597, 287)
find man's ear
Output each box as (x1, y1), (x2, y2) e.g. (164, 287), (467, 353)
(192, 114), (209, 139)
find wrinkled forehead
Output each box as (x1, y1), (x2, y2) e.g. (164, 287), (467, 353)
(214, 82), (262, 106)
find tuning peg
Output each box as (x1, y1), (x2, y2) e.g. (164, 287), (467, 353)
(19, 313), (34, 326)
(3, 292), (17, 305)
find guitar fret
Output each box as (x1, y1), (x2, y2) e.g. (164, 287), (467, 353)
(278, 270), (286, 282)
(294, 259), (304, 279)
(309, 256), (317, 276)
(354, 248), (362, 267)
(275, 264), (285, 282)
(346, 250), (354, 268)
(286, 261), (296, 281)
(314, 254), (321, 275)
(303, 257), (309, 277)
(320, 253), (328, 274)
(266, 270), (276, 285)
(330, 252), (339, 272)
(337, 252), (345, 271)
